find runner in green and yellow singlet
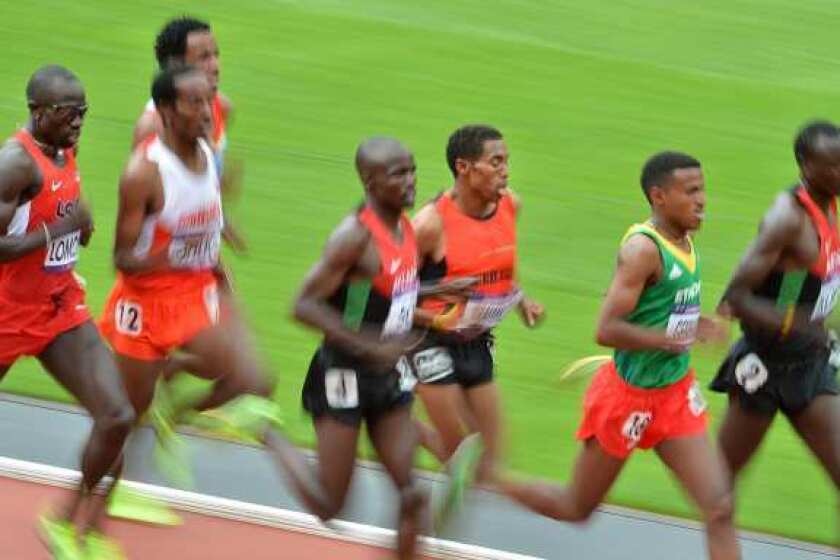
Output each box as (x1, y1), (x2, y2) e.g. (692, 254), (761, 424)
(494, 152), (741, 560)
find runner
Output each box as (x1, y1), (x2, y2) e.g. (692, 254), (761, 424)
(712, 121), (840, 544)
(494, 151), (741, 560)
(292, 137), (426, 559)
(410, 124), (544, 482)
(0, 64), (135, 558)
(96, 64), (321, 538)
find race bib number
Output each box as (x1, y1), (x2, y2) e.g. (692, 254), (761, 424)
(621, 411), (652, 449)
(43, 230), (80, 272)
(396, 356), (416, 392)
(734, 352), (768, 394)
(666, 304), (700, 342)
(687, 380), (707, 417)
(457, 290), (523, 331)
(812, 276), (840, 321)
(324, 368), (359, 409)
(168, 232), (221, 270)
(115, 299), (142, 336)
(382, 284), (418, 338)
(411, 346), (454, 383)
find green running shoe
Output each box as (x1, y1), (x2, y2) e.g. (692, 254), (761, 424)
(37, 513), (81, 560)
(107, 483), (181, 526)
(82, 530), (126, 560)
(434, 433), (482, 534)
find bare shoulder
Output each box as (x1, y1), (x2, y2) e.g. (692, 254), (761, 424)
(0, 139), (37, 193)
(617, 232), (661, 277)
(119, 148), (160, 197)
(412, 198), (443, 233)
(757, 190), (805, 239)
(324, 213), (371, 257)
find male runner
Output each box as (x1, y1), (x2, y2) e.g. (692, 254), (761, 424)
(292, 137), (426, 559)
(495, 152), (740, 560)
(134, 16), (229, 156)
(410, 124), (544, 481)
(96, 64), (319, 531)
(712, 121), (840, 542)
(0, 65), (135, 558)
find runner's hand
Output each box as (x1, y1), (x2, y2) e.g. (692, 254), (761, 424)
(518, 296), (545, 328)
(67, 199), (93, 232)
(696, 315), (730, 345)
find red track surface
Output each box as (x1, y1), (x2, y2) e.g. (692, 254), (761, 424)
(0, 477), (429, 559)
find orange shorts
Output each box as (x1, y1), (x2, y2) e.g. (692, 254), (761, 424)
(576, 361), (708, 459)
(0, 281), (90, 366)
(99, 276), (220, 361)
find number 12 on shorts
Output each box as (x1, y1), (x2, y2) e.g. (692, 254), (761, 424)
(325, 368), (359, 409)
(115, 300), (142, 336)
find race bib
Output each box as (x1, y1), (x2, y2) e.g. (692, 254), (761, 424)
(44, 230), (80, 272)
(396, 356), (416, 392)
(734, 352), (768, 394)
(411, 346), (454, 383)
(115, 299), (142, 336)
(168, 231), (221, 270)
(687, 380), (707, 417)
(456, 290), (523, 331)
(382, 283), (418, 338)
(621, 411), (652, 449)
(324, 368), (359, 409)
(666, 304), (700, 342)
(812, 276), (840, 321)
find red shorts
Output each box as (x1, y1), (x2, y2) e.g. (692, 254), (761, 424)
(99, 276), (221, 361)
(0, 279), (90, 366)
(576, 361), (708, 459)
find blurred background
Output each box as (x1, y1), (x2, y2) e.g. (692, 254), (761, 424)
(0, 0), (836, 546)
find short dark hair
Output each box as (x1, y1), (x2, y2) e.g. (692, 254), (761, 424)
(794, 120), (840, 165)
(640, 151), (701, 202)
(151, 65), (201, 110)
(26, 65), (79, 107)
(446, 125), (503, 177)
(154, 16), (211, 70)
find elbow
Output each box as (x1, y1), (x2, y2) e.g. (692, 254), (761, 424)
(595, 324), (613, 347)
(291, 298), (309, 325)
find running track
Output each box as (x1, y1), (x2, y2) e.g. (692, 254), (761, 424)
(0, 394), (835, 559)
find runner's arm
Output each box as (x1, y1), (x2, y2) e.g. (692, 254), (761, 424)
(722, 193), (819, 339)
(112, 157), (168, 273)
(0, 143), (88, 261)
(292, 217), (382, 359)
(596, 234), (683, 352)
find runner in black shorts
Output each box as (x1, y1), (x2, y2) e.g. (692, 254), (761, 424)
(293, 137), (426, 559)
(712, 121), (840, 544)
(411, 125), (544, 482)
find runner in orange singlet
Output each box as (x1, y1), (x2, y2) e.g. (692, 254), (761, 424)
(0, 65), (134, 558)
(410, 124), (544, 484)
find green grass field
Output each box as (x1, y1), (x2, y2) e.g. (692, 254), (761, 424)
(1, 0), (838, 545)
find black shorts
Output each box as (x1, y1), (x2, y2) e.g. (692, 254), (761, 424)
(710, 337), (840, 416)
(302, 346), (413, 427)
(408, 332), (495, 389)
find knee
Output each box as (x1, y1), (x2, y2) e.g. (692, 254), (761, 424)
(568, 501), (598, 523)
(704, 492), (734, 527)
(399, 483), (428, 516)
(95, 403), (135, 440)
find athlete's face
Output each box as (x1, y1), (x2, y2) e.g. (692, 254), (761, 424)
(33, 79), (87, 149)
(164, 73), (213, 141)
(460, 139), (509, 203)
(801, 135), (840, 197)
(652, 167), (706, 231)
(370, 151), (417, 211)
(184, 31), (220, 93)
